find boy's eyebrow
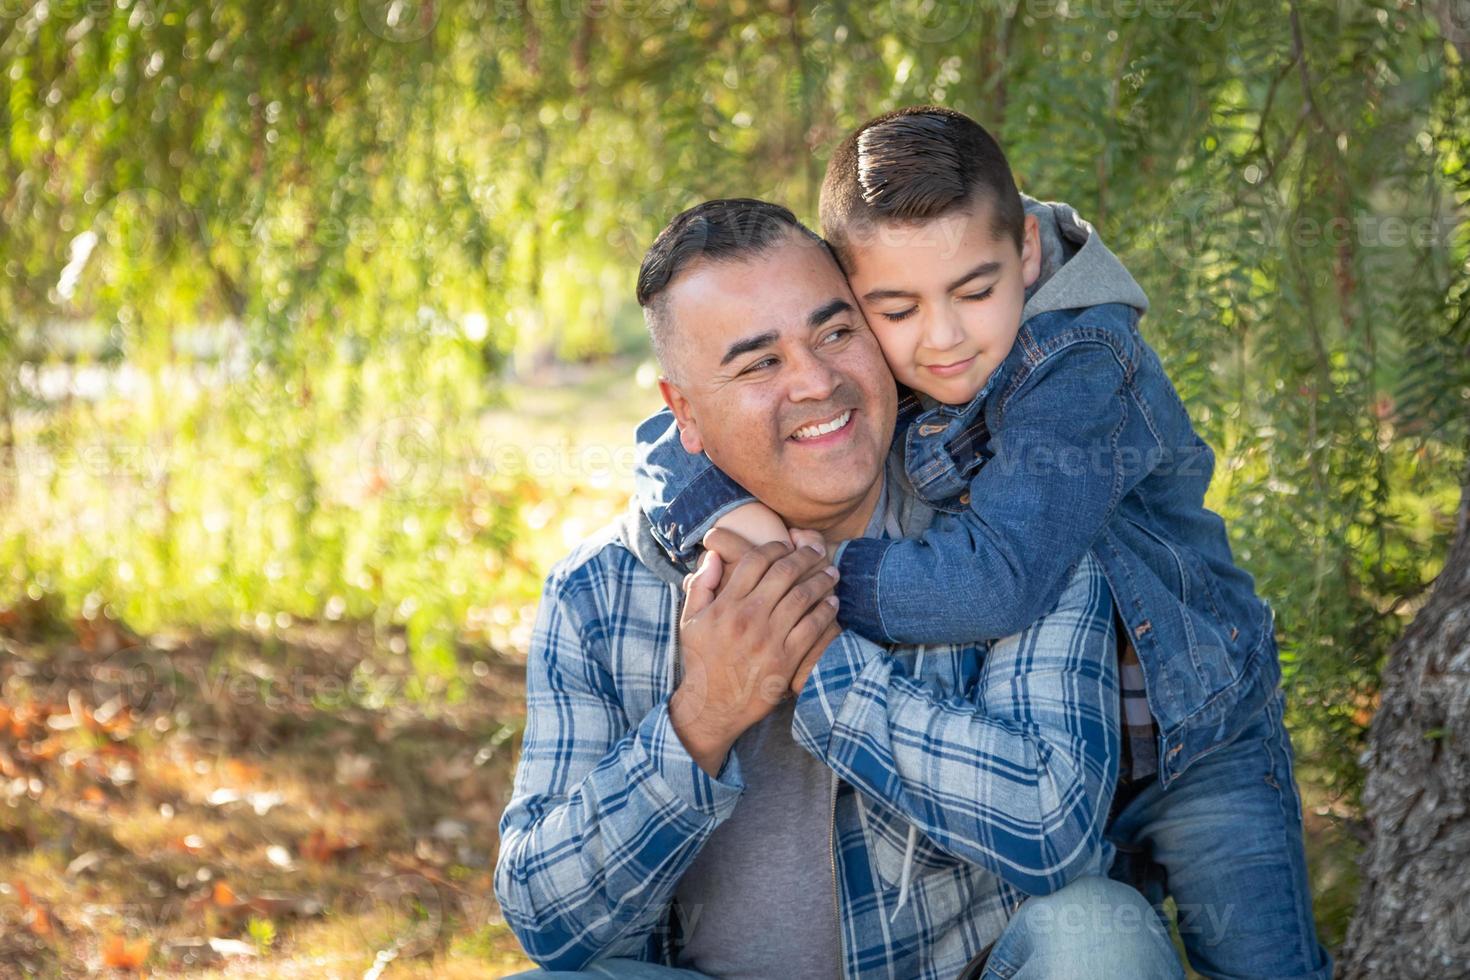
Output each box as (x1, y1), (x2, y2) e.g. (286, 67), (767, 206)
(946, 260), (1003, 293)
(860, 260), (1004, 302)
(718, 299), (852, 367)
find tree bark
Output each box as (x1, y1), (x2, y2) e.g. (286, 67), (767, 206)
(1341, 466), (1470, 977)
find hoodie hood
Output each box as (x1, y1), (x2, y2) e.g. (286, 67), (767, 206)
(1021, 195), (1149, 320)
(617, 500), (689, 588)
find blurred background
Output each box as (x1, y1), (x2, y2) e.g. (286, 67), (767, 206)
(2, 0), (1467, 975)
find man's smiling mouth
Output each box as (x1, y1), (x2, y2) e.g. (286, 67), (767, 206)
(790, 409), (854, 442)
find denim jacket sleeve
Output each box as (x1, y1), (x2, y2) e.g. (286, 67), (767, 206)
(494, 566), (744, 970)
(837, 338), (1148, 645)
(635, 408), (757, 564)
(792, 553), (1119, 895)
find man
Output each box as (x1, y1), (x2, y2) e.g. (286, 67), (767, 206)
(495, 199), (1182, 979)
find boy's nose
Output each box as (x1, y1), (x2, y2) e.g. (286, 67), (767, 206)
(923, 307), (968, 352)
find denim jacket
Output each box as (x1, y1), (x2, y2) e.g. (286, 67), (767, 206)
(633, 301), (1280, 787)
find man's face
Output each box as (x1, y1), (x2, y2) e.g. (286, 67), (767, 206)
(658, 232), (897, 533)
(843, 200), (1041, 405)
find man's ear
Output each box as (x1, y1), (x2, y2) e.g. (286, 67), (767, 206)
(658, 378), (705, 455)
(1020, 213), (1043, 289)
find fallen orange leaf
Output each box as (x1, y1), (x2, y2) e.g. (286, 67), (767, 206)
(101, 934), (151, 970)
(29, 905), (52, 937)
(224, 758), (261, 784)
(301, 827), (360, 863)
(213, 881), (237, 907)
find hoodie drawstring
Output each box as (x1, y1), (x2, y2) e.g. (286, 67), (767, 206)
(890, 646), (926, 922)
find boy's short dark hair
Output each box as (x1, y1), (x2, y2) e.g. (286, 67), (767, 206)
(637, 198), (824, 380)
(819, 106), (1024, 267)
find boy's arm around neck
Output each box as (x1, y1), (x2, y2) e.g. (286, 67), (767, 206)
(834, 334), (1149, 645)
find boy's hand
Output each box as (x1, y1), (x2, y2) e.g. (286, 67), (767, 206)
(713, 502), (791, 548)
(701, 526), (757, 584)
(705, 527), (830, 570)
(788, 527), (828, 556)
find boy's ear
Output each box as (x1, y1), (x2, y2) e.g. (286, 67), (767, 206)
(1020, 213), (1042, 289)
(658, 378), (705, 455)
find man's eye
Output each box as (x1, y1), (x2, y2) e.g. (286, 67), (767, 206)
(741, 357), (778, 374)
(821, 326), (853, 345)
(961, 287), (996, 302)
(879, 307), (917, 322)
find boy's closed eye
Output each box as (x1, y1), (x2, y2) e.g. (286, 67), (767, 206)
(876, 285), (997, 323)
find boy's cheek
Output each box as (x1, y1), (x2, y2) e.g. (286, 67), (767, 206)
(861, 322), (915, 382)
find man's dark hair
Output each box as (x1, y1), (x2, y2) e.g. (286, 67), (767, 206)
(637, 198), (824, 381)
(819, 106), (1024, 267)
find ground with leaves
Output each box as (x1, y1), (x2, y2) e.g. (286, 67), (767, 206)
(0, 592), (1369, 979)
(0, 600), (534, 978)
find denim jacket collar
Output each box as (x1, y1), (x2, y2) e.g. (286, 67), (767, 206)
(899, 348), (1020, 508)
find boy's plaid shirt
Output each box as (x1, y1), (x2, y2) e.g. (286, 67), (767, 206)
(495, 514), (1121, 979)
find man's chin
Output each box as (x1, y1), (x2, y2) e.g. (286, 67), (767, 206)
(771, 457), (885, 513)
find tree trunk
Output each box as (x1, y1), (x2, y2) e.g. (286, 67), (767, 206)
(1341, 466), (1470, 977)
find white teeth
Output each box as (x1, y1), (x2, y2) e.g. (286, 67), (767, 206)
(792, 410), (852, 441)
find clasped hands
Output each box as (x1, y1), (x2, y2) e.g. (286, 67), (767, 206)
(668, 525), (842, 776)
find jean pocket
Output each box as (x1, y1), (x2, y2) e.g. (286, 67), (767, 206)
(978, 950), (1018, 980)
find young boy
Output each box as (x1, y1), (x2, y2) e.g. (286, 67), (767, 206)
(634, 107), (1332, 980)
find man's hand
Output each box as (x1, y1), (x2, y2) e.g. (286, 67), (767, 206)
(670, 540), (840, 775)
(788, 618), (841, 697)
(700, 527), (840, 699)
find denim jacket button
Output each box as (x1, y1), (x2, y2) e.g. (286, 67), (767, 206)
(917, 423), (946, 437)
(958, 492), (971, 506)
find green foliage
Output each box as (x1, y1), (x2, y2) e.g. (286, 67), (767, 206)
(2, 0), (1466, 789)
(247, 915), (277, 952)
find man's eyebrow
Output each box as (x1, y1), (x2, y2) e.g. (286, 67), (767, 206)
(717, 301), (853, 368)
(807, 298), (853, 328)
(719, 330), (779, 367)
(861, 261), (1004, 302)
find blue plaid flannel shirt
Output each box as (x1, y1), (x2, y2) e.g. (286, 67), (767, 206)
(495, 472), (1120, 979)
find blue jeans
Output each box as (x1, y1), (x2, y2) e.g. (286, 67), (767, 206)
(504, 875), (1182, 979)
(1107, 692), (1333, 980)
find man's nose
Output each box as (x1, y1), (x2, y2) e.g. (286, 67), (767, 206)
(923, 305), (967, 353)
(785, 347), (839, 402)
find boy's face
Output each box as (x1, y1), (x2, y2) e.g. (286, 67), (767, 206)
(843, 201), (1041, 405)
